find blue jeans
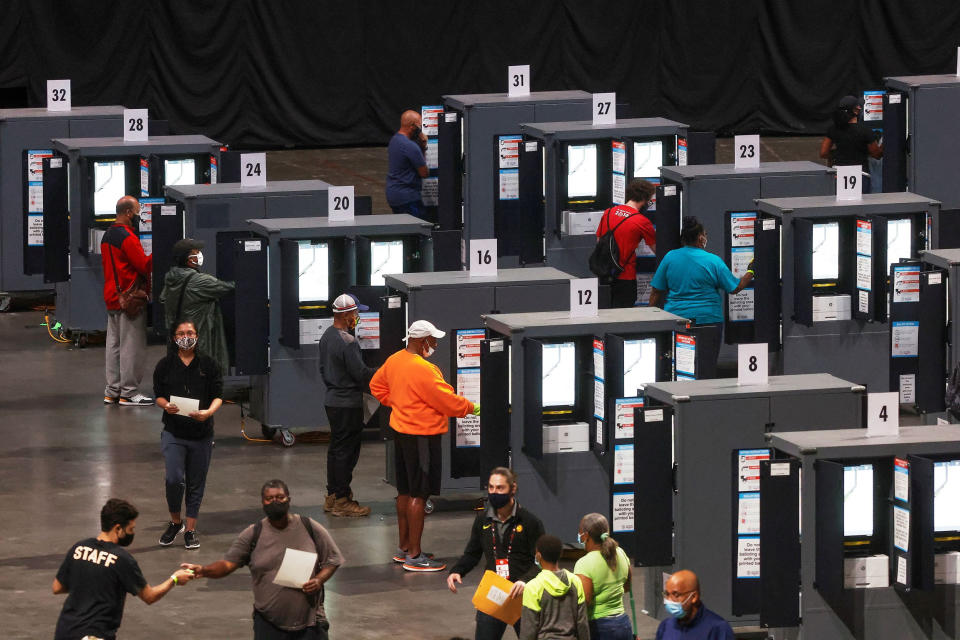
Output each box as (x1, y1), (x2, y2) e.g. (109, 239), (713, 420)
(390, 199), (426, 220)
(475, 609), (520, 640)
(590, 613), (633, 640)
(161, 430), (213, 519)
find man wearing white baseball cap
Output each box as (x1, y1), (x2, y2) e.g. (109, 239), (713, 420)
(369, 319), (480, 572)
(318, 293), (377, 517)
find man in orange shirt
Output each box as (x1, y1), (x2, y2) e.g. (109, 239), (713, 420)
(369, 320), (478, 572)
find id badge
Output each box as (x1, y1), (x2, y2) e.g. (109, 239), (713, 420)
(495, 558), (510, 579)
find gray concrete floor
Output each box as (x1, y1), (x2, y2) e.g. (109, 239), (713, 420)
(2, 139), (826, 638)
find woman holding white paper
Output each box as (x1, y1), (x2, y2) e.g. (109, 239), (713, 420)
(153, 319), (223, 550)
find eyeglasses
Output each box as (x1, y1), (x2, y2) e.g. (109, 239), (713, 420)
(662, 589), (695, 600)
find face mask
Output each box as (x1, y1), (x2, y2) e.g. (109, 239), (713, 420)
(117, 530), (135, 547)
(577, 531), (585, 544)
(176, 336), (198, 350)
(132, 215), (142, 229)
(263, 500), (290, 520)
(409, 126), (422, 140)
(193, 252), (204, 268)
(488, 491), (511, 509)
(422, 345), (435, 359)
(663, 593), (693, 619)
(534, 556), (541, 568)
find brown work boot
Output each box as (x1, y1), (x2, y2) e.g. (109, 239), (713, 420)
(331, 496), (371, 517)
(324, 494), (335, 512)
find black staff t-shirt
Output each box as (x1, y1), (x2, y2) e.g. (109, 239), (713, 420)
(54, 538), (147, 640)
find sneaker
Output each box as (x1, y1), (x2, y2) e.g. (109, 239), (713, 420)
(158, 521), (184, 546)
(393, 549), (434, 563)
(330, 496), (371, 517)
(402, 554), (446, 572)
(119, 394), (154, 406)
(184, 530), (200, 549)
(103, 396), (119, 405)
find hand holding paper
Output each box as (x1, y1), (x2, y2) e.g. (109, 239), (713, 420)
(170, 395), (200, 416)
(272, 548), (318, 590)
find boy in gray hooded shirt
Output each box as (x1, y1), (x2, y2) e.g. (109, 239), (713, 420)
(520, 534), (590, 640)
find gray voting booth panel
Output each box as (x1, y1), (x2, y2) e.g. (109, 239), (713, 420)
(50, 136), (221, 332)
(769, 427), (960, 640)
(757, 193), (940, 391)
(522, 118), (689, 277)
(886, 76), (960, 212)
(383, 267), (576, 493)
(921, 248), (960, 376)
(248, 215), (434, 430)
(482, 307), (688, 542)
(442, 91), (592, 260)
(0, 107), (125, 293)
(643, 375), (863, 627)
(660, 162), (835, 264)
(165, 180), (333, 278)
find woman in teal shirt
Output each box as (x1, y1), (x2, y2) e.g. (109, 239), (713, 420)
(573, 513), (633, 640)
(650, 217), (754, 378)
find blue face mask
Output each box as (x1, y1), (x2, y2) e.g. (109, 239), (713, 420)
(663, 593), (692, 619)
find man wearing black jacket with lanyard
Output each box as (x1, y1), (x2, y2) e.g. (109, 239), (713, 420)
(447, 467), (545, 640)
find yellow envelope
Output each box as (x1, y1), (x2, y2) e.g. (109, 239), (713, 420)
(471, 570), (522, 625)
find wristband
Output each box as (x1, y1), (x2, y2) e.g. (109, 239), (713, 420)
(746, 270), (755, 276)
(171, 574), (179, 585)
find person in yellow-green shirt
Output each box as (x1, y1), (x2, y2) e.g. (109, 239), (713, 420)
(574, 513), (633, 640)
(520, 534), (590, 640)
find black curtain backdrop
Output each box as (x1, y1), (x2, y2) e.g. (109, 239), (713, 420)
(1, 1), (959, 147)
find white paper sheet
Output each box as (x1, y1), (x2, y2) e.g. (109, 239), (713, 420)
(169, 395), (199, 415)
(893, 505), (910, 552)
(612, 492), (635, 532)
(272, 548), (317, 589)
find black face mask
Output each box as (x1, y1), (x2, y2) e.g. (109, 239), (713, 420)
(131, 215), (142, 229)
(488, 492), (512, 510)
(263, 501), (290, 521)
(117, 530), (134, 547)
(408, 126), (422, 141)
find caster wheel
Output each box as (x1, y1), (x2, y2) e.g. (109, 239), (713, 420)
(261, 425), (277, 440)
(279, 429), (295, 447)
(76, 334), (88, 349)
(424, 499), (435, 514)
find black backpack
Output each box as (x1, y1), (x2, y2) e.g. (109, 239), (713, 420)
(588, 208), (638, 281)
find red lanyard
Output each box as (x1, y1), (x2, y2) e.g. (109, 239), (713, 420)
(491, 520), (516, 559)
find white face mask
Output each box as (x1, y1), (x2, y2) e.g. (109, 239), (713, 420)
(422, 345), (435, 359)
(193, 252), (204, 267)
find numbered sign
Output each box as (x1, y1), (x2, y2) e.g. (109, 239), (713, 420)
(836, 165), (862, 200)
(123, 109), (148, 142)
(593, 92), (616, 125)
(734, 135), (760, 169)
(508, 65), (530, 97)
(867, 392), (900, 436)
(47, 79), (71, 111)
(328, 186), (355, 222)
(737, 343), (768, 386)
(570, 278), (599, 317)
(469, 239), (498, 277)
(240, 153), (266, 188)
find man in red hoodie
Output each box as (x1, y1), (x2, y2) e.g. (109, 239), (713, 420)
(101, 196), (154, 406)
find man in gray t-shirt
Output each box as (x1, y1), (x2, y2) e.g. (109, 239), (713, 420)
(319, 293), (377, 517)
(182, 480), (342, 640)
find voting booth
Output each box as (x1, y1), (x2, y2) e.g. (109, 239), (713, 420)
(160, 180), (360, 342)
(233, 215), (433, 436)
(381, 267), (576, 493)
(884, 75), (960, 247)
(437, 91), (592, 266)
(754, 193), (940, 391)
(479, 307), (689, 549)
(0, 106), (125, 301)
(762, 427), (960, 639)
(638, 375), (863, 627)
(657, 162), (835, 350)
(43, 135), (220, 335)
(914, 248), (960, 414)
(516, 118), (689, 278)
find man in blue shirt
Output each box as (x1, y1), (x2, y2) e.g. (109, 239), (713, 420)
(386, 110), (429, 220)
(656, 570), (734, 640)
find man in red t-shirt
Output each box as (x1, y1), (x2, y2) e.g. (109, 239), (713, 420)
(595, 179), (657, 308)
(101, 196), (153, 406)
